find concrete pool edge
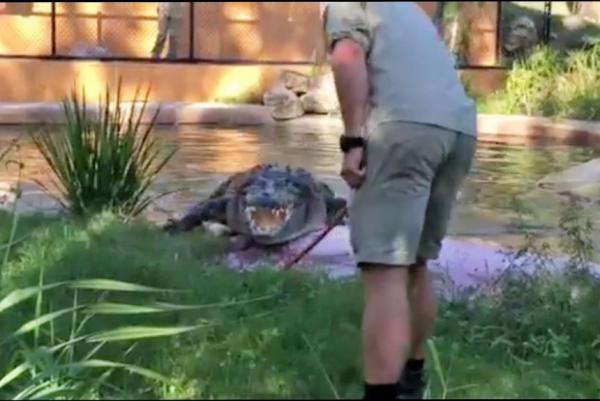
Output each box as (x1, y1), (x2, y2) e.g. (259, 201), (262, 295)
(1, 102), (600, 143)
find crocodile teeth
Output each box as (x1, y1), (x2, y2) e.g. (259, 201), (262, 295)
(244, 204), (296, 236)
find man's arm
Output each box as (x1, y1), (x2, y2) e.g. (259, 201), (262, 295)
(330, 39), (370, 138)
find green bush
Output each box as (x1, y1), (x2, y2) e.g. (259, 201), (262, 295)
(31, 80), (176, 217)
(483, 44), (600, 120)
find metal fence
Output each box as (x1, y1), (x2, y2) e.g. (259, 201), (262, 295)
(437, 1), (557, 70)
(0, 1), (590, 68)
(0, 2), (322, 64)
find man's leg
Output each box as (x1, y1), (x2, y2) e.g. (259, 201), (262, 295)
(350, 122), (456, 399)
(166, 18), (181, 59)
(398, 132), (477, 398)
(409, 263), (438, 360)
(361, 267), (411, 398)
(394, 263), (437, 399)
(151, 15), (169, 58)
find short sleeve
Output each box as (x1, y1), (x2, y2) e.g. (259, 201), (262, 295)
(322, 2), (371, 53)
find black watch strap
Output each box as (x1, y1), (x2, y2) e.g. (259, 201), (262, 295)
(340, 135), (365, 153)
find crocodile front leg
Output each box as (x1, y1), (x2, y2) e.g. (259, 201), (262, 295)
(163, 198), (228, 234)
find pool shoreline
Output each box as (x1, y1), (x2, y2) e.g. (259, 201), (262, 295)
(1, 102), (600, 145)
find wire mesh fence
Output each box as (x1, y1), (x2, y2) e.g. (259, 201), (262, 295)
(1, 2), (597, 67)
(0, 1), (322, 64)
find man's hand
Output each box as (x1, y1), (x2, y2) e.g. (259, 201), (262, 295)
(341, 147), (366, 189)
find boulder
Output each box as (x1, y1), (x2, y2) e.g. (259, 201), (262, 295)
(262, 83), (294, 108)
(280, 70), (310, 95)
(536, 158), (600, 203)
(272, 96), (304, 121)
(301, 91), (338, 114)
(263, 83), (304, 120)
(301, 70), (339, 114)
(503, 16), (538, 60)
(0, 182), (17, 208)
(0, 181), (64, 216)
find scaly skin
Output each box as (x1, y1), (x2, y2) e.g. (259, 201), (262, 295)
(163, 164), (347, 246)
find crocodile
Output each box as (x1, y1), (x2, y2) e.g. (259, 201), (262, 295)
(163, 164), (347, 248)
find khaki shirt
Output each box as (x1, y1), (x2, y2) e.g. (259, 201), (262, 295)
(322, 2), (477, 137)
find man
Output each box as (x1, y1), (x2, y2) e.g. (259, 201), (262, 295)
(151, 2), (185, 59)
(321, 2), (477, 399)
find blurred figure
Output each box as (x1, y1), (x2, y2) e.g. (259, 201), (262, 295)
(151, 2), (185, 59)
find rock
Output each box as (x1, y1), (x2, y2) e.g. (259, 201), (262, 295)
(272, 96), (304, 121)
(0, 181), (64, 216)
(0, 182), (17, 208)
(503, 16), (538, 60)
(301, 91), (338, 114)
(301, 70), (339, 114)
(262, 83), (294, 108)
(263, 83), (304, 120)
(537, 158), (600, 201)
(280, 70), (310, 95)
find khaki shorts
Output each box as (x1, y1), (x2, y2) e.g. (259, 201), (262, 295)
(349, 121), (477, 267)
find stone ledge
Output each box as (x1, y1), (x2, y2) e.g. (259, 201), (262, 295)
(0, 102), (273, 127)
(176, 103), (274, 126)
(1, 102), (600, 144)
(477, 114), (600, 145)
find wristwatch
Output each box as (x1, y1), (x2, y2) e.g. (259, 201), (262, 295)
(339, 135), (365, 153)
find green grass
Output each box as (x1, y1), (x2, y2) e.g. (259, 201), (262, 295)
(1, 210), (600, 399)
(477, 43), (600, 120)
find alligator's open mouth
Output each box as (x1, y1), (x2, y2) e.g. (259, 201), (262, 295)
(244, 205), (294, 237)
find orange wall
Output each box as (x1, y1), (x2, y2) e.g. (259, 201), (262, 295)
(0, 2), (504, 103)
(0, 58), (314, 103)
(0, 2), (321, 62)
(0, 58), (505, 103)
(0, 2), (497, 63)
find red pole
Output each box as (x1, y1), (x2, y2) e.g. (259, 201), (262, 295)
(282, 206), (348, 270)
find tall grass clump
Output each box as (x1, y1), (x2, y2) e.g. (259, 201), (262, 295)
(31, 79), (176, 217)
(558, 43), (600, 120)
(0, 272), (275, 399)
(490, 46), (564, 116)
(483, 43), (600, 120)
(0, 138), (23, 273)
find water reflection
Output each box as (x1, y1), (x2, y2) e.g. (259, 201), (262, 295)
(2, 124), (600, 239)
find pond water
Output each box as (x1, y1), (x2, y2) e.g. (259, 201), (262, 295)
(2, 121), (600, 245)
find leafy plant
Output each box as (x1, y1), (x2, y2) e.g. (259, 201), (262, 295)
(503, 46), (564, 116)
(31, 79), (176, 217)
(482, 43), (600, 120)
(0, 271), (274, 399)
(0, 138), (23, 273)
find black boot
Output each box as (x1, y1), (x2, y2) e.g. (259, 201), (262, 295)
(396, 360), (426, 399)
(363, 383), (398, 400)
